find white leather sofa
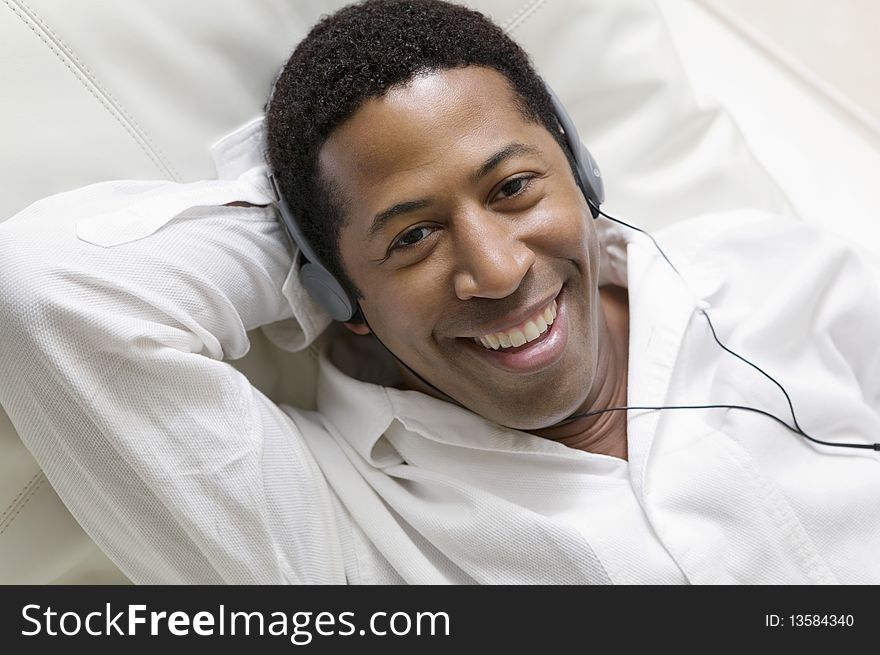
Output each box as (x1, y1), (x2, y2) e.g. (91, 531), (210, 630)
(0, 0), (804, 583)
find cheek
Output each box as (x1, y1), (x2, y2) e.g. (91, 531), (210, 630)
(535, 189), (594, 261)
(559, 195), (600, 278)
(362, 275), (444, 347)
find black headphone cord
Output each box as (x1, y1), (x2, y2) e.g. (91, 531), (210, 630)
(584, 205), (879, 451)
(356, 207), (880, 453)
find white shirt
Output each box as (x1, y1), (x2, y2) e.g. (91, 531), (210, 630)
(1, 119), (878, 584)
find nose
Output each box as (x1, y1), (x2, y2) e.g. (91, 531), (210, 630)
(452, 209), (536, 300)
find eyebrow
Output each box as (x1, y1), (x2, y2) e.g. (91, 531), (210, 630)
(471, 142), (541, 183)
(367, 142), (543, 241)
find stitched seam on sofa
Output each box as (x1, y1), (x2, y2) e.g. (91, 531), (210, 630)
(0, 473), (45, 535)
(0, 471), (41, 523)
(695, 0), (880, 142)
(4, 0), (181, 181)
(501, 0), (546, 34)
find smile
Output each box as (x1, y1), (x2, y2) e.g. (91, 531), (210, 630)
(462, 288), (569, 374)
(473, 299), (557, 350)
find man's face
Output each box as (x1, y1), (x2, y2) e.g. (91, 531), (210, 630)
(321, 66), (602, 430)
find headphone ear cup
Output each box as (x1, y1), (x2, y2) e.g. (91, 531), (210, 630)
(270, 173), (360, 323)
(579, 142), (604, 213)
(544, 83), (604, 218)
(300, 262), (357, 322)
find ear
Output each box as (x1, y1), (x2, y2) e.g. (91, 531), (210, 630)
(343, 321), (371, 336)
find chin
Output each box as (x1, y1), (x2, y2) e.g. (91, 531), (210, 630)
(476, 397), (581, 431)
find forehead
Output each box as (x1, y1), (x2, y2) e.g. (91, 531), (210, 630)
(317, 66), (543, 204)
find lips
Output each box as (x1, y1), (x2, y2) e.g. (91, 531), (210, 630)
(460, 287), (569, 374)
(474, 299), (558, 350)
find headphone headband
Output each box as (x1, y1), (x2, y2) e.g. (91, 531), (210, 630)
(270, 82), (604, 322)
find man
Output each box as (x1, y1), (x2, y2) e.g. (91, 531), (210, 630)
(266, 0), (630, 460)
(0, 0), (878, 584)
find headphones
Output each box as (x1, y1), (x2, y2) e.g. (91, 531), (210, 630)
(267, 79), (879, 452)
(268, 83), (604, 323)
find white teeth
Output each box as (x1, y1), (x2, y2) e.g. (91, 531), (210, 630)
(508, 328), (527, 347)
(523, 321), (540, 341)
(474, 298), (559, 351)
(535, 314), (548, 334)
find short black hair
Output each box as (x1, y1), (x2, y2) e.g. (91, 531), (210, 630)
(266, 0), (571, 300)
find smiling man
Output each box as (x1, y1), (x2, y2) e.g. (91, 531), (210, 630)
(319, 68), (629, 457)
(267, 1), (630, 460)
(2, 0), (880, 586)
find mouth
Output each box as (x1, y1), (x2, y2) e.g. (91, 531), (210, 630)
(458, 287), (569, 374)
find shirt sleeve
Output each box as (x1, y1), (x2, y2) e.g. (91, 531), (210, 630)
(0, 184), (346, 584)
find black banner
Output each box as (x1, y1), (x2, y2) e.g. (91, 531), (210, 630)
(0, 585), (871, 652)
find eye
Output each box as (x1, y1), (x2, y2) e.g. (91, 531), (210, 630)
(390, 225), (437, 252)
(494, 175), (535, 201)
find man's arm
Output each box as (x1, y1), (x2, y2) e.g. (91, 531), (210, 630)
(0, 185), (345, 583)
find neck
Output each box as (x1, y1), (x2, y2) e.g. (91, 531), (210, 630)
(529, 285), (630, 460)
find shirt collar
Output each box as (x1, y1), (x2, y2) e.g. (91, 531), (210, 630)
(316, 329), (399, 466)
